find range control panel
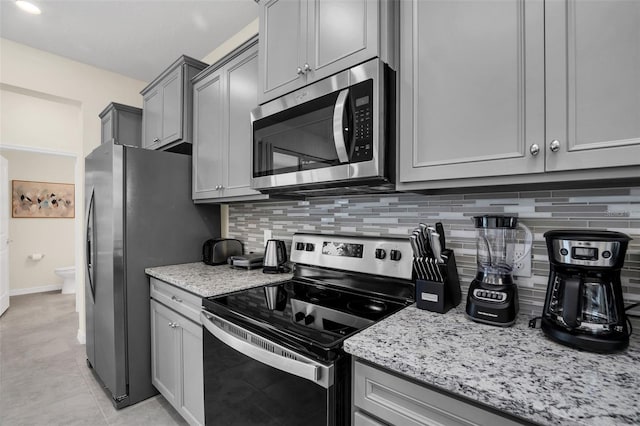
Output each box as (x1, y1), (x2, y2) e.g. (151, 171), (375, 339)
(290, 233), (413, 280)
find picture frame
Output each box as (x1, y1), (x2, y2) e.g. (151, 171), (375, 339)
(11, 180), (75, 218)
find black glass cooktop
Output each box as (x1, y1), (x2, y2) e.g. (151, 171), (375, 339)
(203, 280), (407, 352)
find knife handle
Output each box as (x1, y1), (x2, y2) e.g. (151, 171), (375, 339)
(435, 222), (446, 250)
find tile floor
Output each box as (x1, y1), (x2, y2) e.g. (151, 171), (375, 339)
(0, 292), (187, 425)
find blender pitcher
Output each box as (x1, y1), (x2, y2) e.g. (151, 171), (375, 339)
(474, 215), (532, 285)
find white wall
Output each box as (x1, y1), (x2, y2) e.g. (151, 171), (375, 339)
(0, 149), (76, 294)
(0, 37), (147, 341)
(0, 18), (258, 339)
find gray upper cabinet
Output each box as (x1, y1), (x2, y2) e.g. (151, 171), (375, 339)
(545, 0), (640, 172)
(99, 102), (142, 147)
(398, 0), (640, 190)
(141, 56), (208, 151)
(192, 37), (268, 203)
(398, 0), (545, 184)
(258, 0), (392, 104)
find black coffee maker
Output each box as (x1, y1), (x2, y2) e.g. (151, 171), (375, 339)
(542, 230), (631, 353)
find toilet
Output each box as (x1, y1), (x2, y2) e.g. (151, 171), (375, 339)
(55, 266), (76, 294)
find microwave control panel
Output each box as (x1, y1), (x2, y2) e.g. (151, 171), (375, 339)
(350, 80), (374, 162)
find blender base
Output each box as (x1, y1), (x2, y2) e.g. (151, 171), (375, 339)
(465, 279), (519, 326)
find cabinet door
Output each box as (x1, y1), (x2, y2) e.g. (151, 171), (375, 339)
(192, 70), (224, 200)
(258, 0), (308, 103)
(222, 47), (263, 199)
(101, 112), (113, 144)
(161, 67), (183, 145)
(545, 0), (640, 171)
(150, 300), (178, 406)
(142, 88), (162, 149)
(307, 0), (378, 83)
(399, 0), (545, 183)
(178, 315), (204, 425)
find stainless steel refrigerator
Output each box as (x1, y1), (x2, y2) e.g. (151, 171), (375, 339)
(85, 142), (219, 408)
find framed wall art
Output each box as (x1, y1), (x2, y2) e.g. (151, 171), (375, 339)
(12, 180), (75, 218)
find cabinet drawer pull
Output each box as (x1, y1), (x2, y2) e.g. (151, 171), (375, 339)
(549, 140), (561, 153)
(303, 63), (311, 73)
(171, 295), (183, 303)
(153, 137), (160, 143)
(296, 66), (304, 75)
(529, 144), (540, 156)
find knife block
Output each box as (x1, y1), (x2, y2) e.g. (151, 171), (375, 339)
(415, 250), (462, 314)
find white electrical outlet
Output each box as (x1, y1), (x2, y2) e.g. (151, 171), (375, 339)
(513, 243), (532, 277)
(264, 229), (272, 245)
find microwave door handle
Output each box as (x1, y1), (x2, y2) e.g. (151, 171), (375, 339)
(332, 89), (350, 163)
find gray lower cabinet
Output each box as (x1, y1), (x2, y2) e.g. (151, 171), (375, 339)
(141, 55), (208, 151)
(99, 102), (142, 147)
(192, 36), (268, 203)
(150, 278), (203, 426)
(258, 0), (394, 104)
(398, 0), (640, 190)
(353, 360), (526, 426)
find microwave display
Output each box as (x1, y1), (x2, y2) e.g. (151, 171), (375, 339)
(253, 79), (374, 178)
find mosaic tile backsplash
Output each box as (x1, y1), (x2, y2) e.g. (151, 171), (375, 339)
(228, 186), (640, 316)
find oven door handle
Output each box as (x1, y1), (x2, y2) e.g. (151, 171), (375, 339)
(201, 312), (331, 388)
(332, 88), (350, 163)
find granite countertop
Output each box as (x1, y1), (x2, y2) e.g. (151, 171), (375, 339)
(145, 262), (293, 297)
(344, 306), (640, 426)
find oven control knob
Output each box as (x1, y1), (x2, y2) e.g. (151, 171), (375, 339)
(296, 242), (305, 251)
(375, 248), (386, 259)
(294, 312), (305, 322)
(304, 315), (315, 325)
(390, 250), (402, 261)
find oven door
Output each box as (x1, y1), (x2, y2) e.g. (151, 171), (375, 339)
(251, 59), (385, 192)
(201, 311), (337, 426)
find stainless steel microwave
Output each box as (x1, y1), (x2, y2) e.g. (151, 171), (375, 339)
(250, 59), (395, 196)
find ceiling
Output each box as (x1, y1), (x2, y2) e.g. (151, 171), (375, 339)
(0, 0), (259, 82)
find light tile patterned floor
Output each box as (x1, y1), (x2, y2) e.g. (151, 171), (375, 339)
(0, 292), (187, 426)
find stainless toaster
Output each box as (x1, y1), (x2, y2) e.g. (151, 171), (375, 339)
(202, 238), (243, 265)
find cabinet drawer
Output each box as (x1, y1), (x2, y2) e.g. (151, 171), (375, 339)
(150, 277), (202, 324)
(354, 361), (525, 426)
(354, 410), (386, 426)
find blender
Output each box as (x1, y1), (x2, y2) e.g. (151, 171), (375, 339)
(465, 215), (532, 326)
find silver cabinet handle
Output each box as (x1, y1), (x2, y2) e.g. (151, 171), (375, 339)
(200, 312), (332, 388)
(296, 67), (304, 75)
(168, 322), (178, 328)
(303, 63), (311, 73)
(171, 295), (182, 303)
(549, 140), (561, 152)
(529, 144), (540, 156)
(153, 137), (160, 143)
(332, 88), (350, 163)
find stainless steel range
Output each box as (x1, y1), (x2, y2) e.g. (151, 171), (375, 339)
(201, 233), (414, 425)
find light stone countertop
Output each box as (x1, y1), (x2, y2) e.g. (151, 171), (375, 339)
(145, 262), (293, 298)
(344, 305), (640, 426)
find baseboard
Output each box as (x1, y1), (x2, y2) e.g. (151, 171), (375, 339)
(10, 284), (63, 296)
(77, 329), (86, 344)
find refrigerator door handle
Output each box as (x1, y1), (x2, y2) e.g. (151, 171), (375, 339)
(86, 188), (96, 302)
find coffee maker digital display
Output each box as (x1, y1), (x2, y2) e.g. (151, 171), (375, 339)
(572, 247), (597, 260)
(542, 230), (631, 353)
